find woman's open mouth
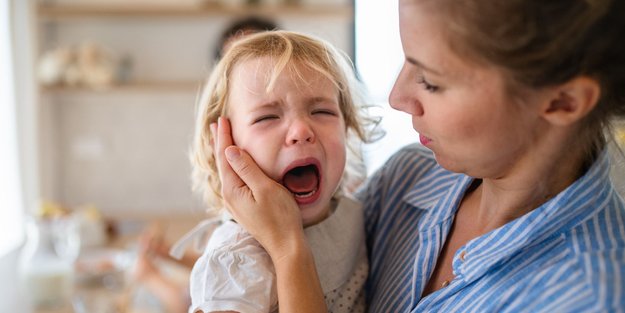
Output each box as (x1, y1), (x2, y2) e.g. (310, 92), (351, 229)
(281, 160), (322, 205)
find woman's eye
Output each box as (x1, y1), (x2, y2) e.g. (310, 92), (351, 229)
(417, 75), (440, 93)
(253, 115), (279, 124)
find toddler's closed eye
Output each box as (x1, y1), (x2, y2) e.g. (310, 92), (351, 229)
(253, 115), (279, 124)
(312, 109), (338, 116)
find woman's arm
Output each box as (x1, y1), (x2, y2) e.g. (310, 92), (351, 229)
(212, 117), (327, 313)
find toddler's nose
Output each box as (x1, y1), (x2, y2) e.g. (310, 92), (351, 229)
(286, 119), (315, 145)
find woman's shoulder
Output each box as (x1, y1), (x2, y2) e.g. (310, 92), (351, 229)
(378, 143), (448, 183)
(563, 189), (625, 253)
(557, 197), (625, 309)
(390, 142), (437, 163)
(355, 143), (459, 209)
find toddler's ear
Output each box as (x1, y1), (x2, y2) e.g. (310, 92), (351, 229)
(541, 76), (600, 126)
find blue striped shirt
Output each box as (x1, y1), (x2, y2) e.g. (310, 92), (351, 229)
(356, 143), (625, 312)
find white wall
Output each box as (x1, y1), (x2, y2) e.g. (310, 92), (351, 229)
(1, 0), (37, 311)
(1, 0), (38, 252)
(355, 0), (418, 174)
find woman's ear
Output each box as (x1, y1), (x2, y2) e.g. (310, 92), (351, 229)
(541, 76), (601, 126)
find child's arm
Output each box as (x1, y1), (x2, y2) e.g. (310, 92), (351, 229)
(212, 117), (327, 313)
(138, 223), (200, 269)
(132, 250), (190, 313)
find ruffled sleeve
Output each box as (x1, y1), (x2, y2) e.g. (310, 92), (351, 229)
(188, 221), (278, 313)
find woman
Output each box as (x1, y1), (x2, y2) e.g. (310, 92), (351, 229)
(213, 0), (625, 311)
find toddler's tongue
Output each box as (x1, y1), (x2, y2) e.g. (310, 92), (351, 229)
(283, 166), (318, 194)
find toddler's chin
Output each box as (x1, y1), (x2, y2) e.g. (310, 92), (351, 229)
(300, 206), (330, 228)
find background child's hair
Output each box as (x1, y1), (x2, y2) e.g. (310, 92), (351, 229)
(213, 16), (279, 60)
(191, 30), (379, 211)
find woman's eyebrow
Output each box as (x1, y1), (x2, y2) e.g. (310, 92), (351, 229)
(406, 56), (443, 76)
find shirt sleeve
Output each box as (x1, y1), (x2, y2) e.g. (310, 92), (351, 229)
(188, 222), (278, 313)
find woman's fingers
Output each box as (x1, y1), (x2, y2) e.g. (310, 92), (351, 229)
(215, 117), (278, 202)
(224, 146), (275, 199)
(213, 117), (245, 193)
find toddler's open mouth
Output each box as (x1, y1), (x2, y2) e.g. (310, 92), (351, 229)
(281, 161), (321, 205)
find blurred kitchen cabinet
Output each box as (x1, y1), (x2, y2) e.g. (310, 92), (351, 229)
(37, 2), (353, 19)
(35, 0), (354, 217)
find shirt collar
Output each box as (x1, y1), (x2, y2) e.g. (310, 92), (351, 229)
(402, 164), (470, 228)
(457, 149), (614, 281)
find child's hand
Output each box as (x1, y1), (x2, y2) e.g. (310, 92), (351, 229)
(212, 117), (307, 262)
(132, 249), (161, 282)
(138, 223), (169, 258)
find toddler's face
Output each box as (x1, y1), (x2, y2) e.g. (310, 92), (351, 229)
(227, 57), (347, 227)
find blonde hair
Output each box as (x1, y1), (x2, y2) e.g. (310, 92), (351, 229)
(191, 30), (378, 211)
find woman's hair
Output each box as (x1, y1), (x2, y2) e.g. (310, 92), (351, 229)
(192, 30), (378, 210)
(426, 0), (625, 163)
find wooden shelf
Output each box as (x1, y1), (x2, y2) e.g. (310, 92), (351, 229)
(40, 81), (203, 94)
(37, 3), (353, 20)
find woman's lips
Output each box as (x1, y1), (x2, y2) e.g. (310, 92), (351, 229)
(420, 134), (432, 145)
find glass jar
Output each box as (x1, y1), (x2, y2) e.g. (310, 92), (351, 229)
(19, 215), (80, 309)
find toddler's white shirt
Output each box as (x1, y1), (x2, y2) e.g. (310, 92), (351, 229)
(188, 196), (368, 313)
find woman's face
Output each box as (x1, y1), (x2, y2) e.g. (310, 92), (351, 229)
(390, 0), (546, 179)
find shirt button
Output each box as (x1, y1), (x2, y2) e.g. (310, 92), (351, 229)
(459, 251), (467, 262)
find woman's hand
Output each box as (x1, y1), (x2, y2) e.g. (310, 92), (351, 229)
(210, 117), (327, 313)
(213, 117), (327, 312)
(212, 117), (306, 261)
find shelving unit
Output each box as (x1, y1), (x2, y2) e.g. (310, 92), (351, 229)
(40, 81), (202, 93)
(37, 2), (352, 19)
(36, 2), (353, 91)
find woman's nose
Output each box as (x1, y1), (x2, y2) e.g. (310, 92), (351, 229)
(286, 118), (315, 145)
(389, 68), (424, 116)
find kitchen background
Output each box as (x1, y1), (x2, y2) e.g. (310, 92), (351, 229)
(32, 0), (418, 217)
(37, 0), (355, 216)
(2, 0), (419, 312)
(2, 0), (624, 312)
